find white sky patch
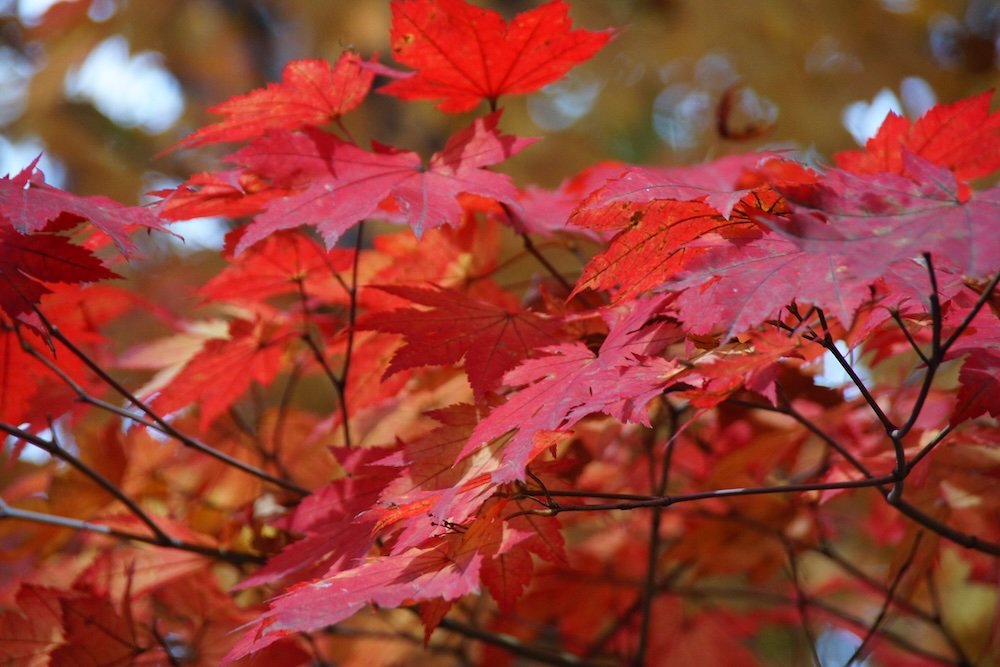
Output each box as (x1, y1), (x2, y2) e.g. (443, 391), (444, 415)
(4, 424), (52, 464)
(842, 77), (936, 145)
(528, 75), (602, 131)
(64, 35), (184, 134)
(16, 0), (117, 24)
(815, 339), (865, 401)
(16, 0), (60, 24)
(816, 627), (871, 666)
(142, 174), (228, 253)
(842, 87), (902, 145)
(0, 134), (67, 187)
(0, 46), (35, 124)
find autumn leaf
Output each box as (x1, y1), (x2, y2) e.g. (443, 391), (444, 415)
(361, 283), (561, 398)
(199, 228), (354, 304)
(671, 153), (1000, 335)
(835, 91), (1000, 181)
(767, 153), (1000, 281)
(369, 404), (565, 553)
(1, 158), (166, 254)
(0, 225), (118, 318)
(464, 295), (681, 481)
(571, 152), (780, 224)
(671, 232), (869, 336)
(226, 504), (507, 662)
(168, 52), (376, 152)
(0, 585), (65, 665)
(229, 111), (536, 251)
(511, 161), (626, 237)
(680, 329), (812, 407)
(382, 0), (612, 112)
(148, 316), (292, 431)
(52, 592), (166, 665)
(234, 449), (401, 593)
(152, 170), (291, 222)
(570, 199), (733, 301)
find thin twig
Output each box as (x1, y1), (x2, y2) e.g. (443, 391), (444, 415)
(1, 421), (170, 543)
(890, 310), (930, 366)
(338, 220), (365, 448)
(0, 498), (264, 565)
(785, 543), (822, 666)
(521, 232), (575, 294)
(436, 617), (607, 667)
(941, 269), (1000, 352)
(23, 313), (308, 496)
(519, 475), (896, 514)
(843, 532), (924, 667)
(815, 309), (897, 435)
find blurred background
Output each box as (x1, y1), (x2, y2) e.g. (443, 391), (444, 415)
(2, 0), (999, 251)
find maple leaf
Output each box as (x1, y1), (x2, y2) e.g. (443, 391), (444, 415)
(237, 448), (396, 590)
(571, 152), (781, 225)
(382, 0), (612, 112)
(680, 329), (811, 407)
(0, 225), (118, 318)
(0, 158), (166, 254)
(361, 283), (561, 398)
(941, 292), (1000, 425)
(570, 199), (734, 301)
(52, 592), (167, 665)
(226, 503), (507, 662)
(671, 153), (1000, 335)
(229, 111), (536, 251)
(511, 161), (626, 237)
(199, 228), (354, 304)
(1, 285), (120, 425)
(767, 153), (1000, 281)
(671, 232), (869, 336)
(368, 404), (565, 553)
(168, 52), (376, 152)
(951, 350), (1000, 424)
(148, 316), (292, 431)
(835, 91), (1000, 181)
(0, 585), (65, 665)
(464, 295), (681, 481)
(152, 170), (290, 221)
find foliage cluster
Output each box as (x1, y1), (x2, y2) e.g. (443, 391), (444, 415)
(1, 1), (999, 665)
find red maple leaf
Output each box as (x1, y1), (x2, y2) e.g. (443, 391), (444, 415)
(671, 232), (870, 336)
(152, 170), (290, 221)
(464, 296), (681, 481)
(511, 161), (626, 237)
(769, 153), (1000, 280)
(226, 503), (507, 662)
(0, 586), (65, 664)
(671, 153), (1000, 335)
(0, 225), (118, 318)
(237, 448), (396, 590)
(148, 316), (293, 431)
(571, 152), (780, 224)
(570, 199), (734, 301)
(229, 111), (536, 251)
(361, 283), (561, 398)
(199, 228), (354, 304)
(168, 52), (376, 152)
(0, 158), (165, 254)
(382, 0), (612, 112)
(835, 91), (1000, 181)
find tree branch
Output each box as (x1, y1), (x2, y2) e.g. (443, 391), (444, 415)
(0, 498), (264, 565)
(22, 313), (308, 496)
